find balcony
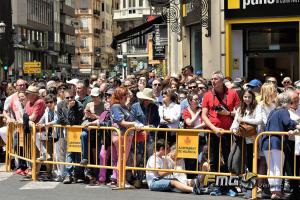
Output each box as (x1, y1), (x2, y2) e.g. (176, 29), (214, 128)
(61, 3), (75, 18)
(61, 23), (75, 36)
(77, 27), (91, 34)
(61, 44), (75, 55)
(75, 8), (93, 15)
(127, 44), (147, 55)
(113, 8), (151, 21)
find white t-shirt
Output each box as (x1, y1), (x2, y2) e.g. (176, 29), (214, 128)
(146, 154), (164, 187)
(164, 156), (187, 185)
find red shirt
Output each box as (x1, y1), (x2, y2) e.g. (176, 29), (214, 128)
(202, 88), (240, 130)
(25, 99), (46, 123)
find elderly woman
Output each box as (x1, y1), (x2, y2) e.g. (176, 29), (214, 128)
(261, 92), (300, 199)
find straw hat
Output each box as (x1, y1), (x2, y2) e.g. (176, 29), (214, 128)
(136, 88), (155, 102)
(26, 85), (39, 94)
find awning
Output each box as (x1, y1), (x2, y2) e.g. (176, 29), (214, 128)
(111, 16), (164, 50)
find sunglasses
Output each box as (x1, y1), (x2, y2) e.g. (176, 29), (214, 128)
(46, 101), (54, 104)
(198, 87), (206, 90)
(65, 96), (74, 100)
(153, 83), (161, 86)
(267, 80), (277, 84)
(283, 81), (291, 84)
(189, 86), (197, 89)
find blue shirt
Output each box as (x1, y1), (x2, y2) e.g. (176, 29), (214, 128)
(111, 104), (137, 133)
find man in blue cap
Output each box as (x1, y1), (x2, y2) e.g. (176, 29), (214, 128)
(246, 79), (262, 98)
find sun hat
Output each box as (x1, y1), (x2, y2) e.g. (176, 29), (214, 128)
(136, 88), (155, 102)
(90, 87), (100, 97)
(66, 78), (79, 85)
(26, 85), (39, 94)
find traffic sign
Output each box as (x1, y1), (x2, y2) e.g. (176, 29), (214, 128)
(23, 61), (41, 74)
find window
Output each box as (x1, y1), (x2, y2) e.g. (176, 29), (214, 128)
(80, 37), (88, 48)
(102, 3), (104, 11)
(139, 0), (143, 7)
(123, 0), (126, 8)
(81, 18), (88, 29)
(81, 55), (89, 64)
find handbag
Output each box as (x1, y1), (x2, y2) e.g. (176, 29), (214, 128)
(238, 122), (257, 137)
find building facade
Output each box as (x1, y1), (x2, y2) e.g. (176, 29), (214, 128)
(11, 0), (75, 81)
(113, 0), (151, 75)
(74, 0), (114, 77)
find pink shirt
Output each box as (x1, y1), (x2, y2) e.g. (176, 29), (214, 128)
(25, 99), (46, 123)
(9, 92), (22, 121)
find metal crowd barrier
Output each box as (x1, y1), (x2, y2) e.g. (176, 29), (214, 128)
(122, 127), (234, 188)
(252, 131), (300, 199)
(6, 122), (37, 179)
(34, 124), (123, 187)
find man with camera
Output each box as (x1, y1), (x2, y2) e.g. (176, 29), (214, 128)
(201, 71), (240, 196)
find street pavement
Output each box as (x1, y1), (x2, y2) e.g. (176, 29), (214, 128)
(0, 164), (244, 200)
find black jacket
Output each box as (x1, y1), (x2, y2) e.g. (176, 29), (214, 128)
(57, 100), (84, 125)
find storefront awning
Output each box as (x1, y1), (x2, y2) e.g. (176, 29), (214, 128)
(111, 16), (164, 50)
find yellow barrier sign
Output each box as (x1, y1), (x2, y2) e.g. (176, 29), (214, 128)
(177, 132), (198, 159)
(23, 61), (41, 74)
(67, 127), (82, 152)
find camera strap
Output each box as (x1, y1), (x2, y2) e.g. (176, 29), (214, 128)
(212, 89), (230, 112)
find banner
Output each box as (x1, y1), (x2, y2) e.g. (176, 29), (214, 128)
(177, 132), (199, 159)
(67, 127), (82, 153)
(225, 0), (300, 19)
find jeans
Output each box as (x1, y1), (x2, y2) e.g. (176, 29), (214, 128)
(65, 152), (81, 178)
(80, 129), (89, 160)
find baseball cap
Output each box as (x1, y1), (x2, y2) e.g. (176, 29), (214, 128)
(247, 79), (262, 88)
(90, 88), (100, 97)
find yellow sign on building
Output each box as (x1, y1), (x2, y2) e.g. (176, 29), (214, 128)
(177, 132), (199, 159)
(228, 0), (240, 9)
(67, 127), (82, 153)
(23, 61), (42, 74)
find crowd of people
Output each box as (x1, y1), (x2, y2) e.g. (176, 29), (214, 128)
(0, 66), (299, 199)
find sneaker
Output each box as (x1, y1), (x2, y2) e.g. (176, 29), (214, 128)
(210, 187), (222, 196)
(54, 176), (63, 182)
(226, 188), (238, 197)
(63, 176), (73, 184)
(80, 159), (88, 165)
(243, 190), (252, 199)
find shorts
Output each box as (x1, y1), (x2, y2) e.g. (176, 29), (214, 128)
(149, 178), (172, 192)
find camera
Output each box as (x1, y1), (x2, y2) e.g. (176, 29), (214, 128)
(214, 105), (223, 112)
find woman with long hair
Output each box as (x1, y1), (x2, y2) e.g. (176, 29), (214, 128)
(110, 86), (142, 187)
(255, 83), (277, 198)
(230, 89), (261, 198)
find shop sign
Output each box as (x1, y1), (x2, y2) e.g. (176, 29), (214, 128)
(225, 0), (300, 19)
(177, 132), (199, 159)
(153, 24), (167, 60)
(67, 127), (82, 153)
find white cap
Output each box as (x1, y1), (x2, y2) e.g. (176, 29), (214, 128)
(90, 87), (100, 97)
(66, 78), (79, 85)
